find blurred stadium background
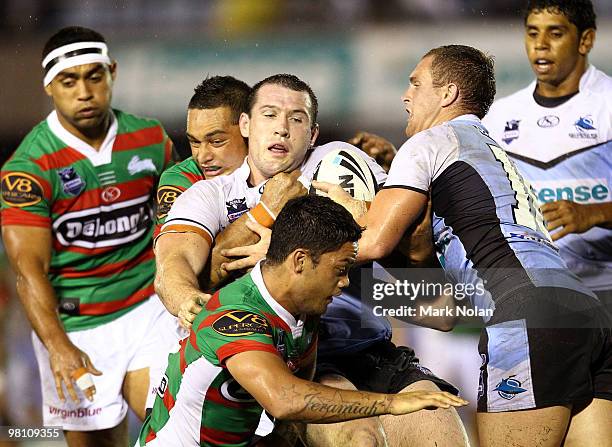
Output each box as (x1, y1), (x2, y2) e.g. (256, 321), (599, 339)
(0, 1), (610, 445)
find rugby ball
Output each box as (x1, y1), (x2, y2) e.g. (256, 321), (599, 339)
(309, 148), (378, 201)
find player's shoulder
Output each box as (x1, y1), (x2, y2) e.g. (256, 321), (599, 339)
(3, 120), (57, 170)
(159, 157), (203, 189)
(581, 65), (612, 95)
(399, 122), (453, 152)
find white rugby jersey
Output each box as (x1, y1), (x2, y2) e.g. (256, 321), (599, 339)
(483, 65), (612, 291)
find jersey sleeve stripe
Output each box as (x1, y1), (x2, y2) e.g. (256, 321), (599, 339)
(33, 147), (86, 171)
(216, 340), (279, 364)
(200, 425), (253, 445)
(114, 125), (164, 152)
(156, 223), (213, 247)
(78, 282), (154, 315)
(183, 171), (204, 185)
(205, 291), (221, 311)
(0, 208), (51, 227)
(381, 184), (428, 195)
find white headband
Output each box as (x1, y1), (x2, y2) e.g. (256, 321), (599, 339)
(42, 41), (111, 86)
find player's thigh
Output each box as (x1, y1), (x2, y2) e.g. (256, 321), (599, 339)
(306, 373), (387, 447)
(64, 416), (128, 447)
(380, 380), (469, 447)
(477, 405), (571, 447)
(122, 367), (149, 421)
(564, 398), (612, 447)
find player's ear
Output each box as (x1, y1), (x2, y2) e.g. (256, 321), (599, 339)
(108, 61), (117, 82)
(44, 83), (53, 97)
(292, 249), (307, 273)
(239, 112), (250, 138)
(578, 28), (595, 56)
(310, 123), (320, 147)
(441, 83), (459, 108)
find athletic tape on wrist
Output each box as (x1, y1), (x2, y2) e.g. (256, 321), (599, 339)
(247, 202), (276, 228)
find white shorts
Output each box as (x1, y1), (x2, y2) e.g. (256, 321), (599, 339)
(32, 295), (185, 431)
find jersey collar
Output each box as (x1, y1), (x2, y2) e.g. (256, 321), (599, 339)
(47, 110), (117, 167)
(251, 261), (305, 338)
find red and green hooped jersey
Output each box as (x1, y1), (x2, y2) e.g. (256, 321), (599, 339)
(0, 109), (173, 331)
(154, 156), (203, 237)
(140, 263), (318, 447)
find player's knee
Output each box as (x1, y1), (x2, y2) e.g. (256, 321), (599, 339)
(347, 426), (385, 447)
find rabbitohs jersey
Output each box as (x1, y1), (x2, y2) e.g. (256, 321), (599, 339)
(139, 263), (318, 447)
(154, 156), (204, 238)
(483, 65), (612, 291)
(0, 109), (173, 331)
(160, 142), (393, 355)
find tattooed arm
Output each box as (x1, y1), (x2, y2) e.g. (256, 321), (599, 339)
(225, 350), (466, 424)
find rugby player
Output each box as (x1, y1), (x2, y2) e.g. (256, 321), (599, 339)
(140, 195), (467, 447)
(0, 26), (180, 446)
(314, 44), (612, 447)
(483, 0), (612, 312)
(155, 74), (468, 446)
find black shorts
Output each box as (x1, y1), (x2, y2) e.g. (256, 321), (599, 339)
(477, 288), (612, 412)
(316, 339), (458, 395)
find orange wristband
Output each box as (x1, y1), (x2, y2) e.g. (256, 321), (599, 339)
(247, 202), (276, 228)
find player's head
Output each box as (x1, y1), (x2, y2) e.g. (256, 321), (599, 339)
(186, 76), (251, 178)
(240, 74), (320, 183)
(42, 26), (116, 134)
(402, 45), (495, 137)
(263, 195), (362, 315)
(523, 0), (596, 90)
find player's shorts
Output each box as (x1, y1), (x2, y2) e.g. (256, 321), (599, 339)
(33, 295), (184, 431)
(316, 339), (458, 395)
(477, 287), (612, 412)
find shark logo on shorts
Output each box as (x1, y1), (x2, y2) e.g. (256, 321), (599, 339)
(493, 375), (527, 400)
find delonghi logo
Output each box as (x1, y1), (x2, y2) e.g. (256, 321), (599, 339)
(533, 179), (609, 204)
(52, 195), (153, 248)
(536, 115), (559, 128)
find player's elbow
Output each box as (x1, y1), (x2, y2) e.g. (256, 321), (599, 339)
(261, 399), (294, 421)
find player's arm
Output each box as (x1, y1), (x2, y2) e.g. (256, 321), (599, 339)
(2, 225), (101, 403)
(207, 171), (307, 289)
(542, 200), (612, 240)
(227, 350), (466, 424)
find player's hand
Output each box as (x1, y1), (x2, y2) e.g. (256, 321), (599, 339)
(311, 180), (368, 219)
(541, 200), (598, 241)
(47, 341), (102, 403)
(261, 171), (307, 215)
(390, 390), (468, 415)
(178, 292), (211, 330)
(220, 219), (271, 273)
(349, 131), (397, 172)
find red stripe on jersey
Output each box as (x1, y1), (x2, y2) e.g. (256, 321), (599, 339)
(59, 249), (154, 278)
(33, 147), (86, 171)
(262, 312), (291, 333)
(145, 427), (157, 443)
(78, 283), (154, 315)
(216, 340), (278, 364)
(114, 126), (164, 152)
(204, 387), (246, 409)
(153, 224), (162, 239)
(1, 208), (51, 228)
(198, 310), (230, 331)
(204, 291), (221, 311)
(183, 171), (204, 184)
(163, 138), (173, 166)
(162, 386), (176, 413)
(200, 426), (252, 445)
(51, 239), (137, 257)
(189, 328), (200, 352)
(179, 337), (189, 374)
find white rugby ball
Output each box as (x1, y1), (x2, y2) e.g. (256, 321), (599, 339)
(310, 148), (378, 201)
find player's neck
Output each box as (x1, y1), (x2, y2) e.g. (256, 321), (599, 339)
(535, 61), (587, 98)
(246, 159), (268, 186)
(260, 266), (300, 317)
(56, 111), (111, 150)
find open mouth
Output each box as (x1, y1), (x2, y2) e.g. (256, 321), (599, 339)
(203, 166), (222, 176)
(268, 143), (288, 154)
(533, 59), (553, 72)
(77, 107), (98, 118)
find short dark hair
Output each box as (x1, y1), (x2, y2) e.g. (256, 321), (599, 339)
(423, 45), (496, 119)
(188, 76), (252, 125)
(524, 0), (597, 34)
(265, 195), (362, 266)
(247, 74), (319, 125)
(42, 26), (106, 61)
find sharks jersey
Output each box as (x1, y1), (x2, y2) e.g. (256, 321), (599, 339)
(160, 141), (392, 354)
(483, 66), (612, 291)
(385, 115), (595, 319)
(140, 263), (317, 447)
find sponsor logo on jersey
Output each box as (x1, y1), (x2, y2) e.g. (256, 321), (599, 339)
(502, 120), (520, 144)
(536, 115), (560, 128)
(477, 354), (487, 400)
(493, 375), (527, 400)
(212, 310), (271, 337)
(533, 178), (609, 204)
(226, 198), (248, 223)
(58, 298), (80, 315)
(57, 167), (86, 196)
(219, 378), (256, 403)
(156, 185), (183, 220)
(101, 186), (121, 203)
(156, 374), (168, 398)
(52, 194), (153, 248)
(127, 155), (157, 175)
(1, 172), (44, 207)
(570, 116), (597, 139)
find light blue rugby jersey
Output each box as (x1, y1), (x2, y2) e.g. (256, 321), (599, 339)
(385, 115), (596, 319)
